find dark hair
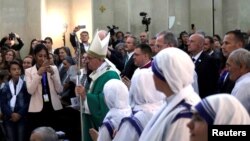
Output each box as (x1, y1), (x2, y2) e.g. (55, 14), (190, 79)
(63, 56), (76, 65)
(33, 43), (49, 58)
(44, 37), (53, 44)
(80, 31), (89, 35)
(213, 34), (221, 42)
(5, 49), (17, 60)
(0, 69), (8, 81)
(116, 31), (124, 38)
(49, 53), (54, 57)
(136, 43), (153, 58)
(179, 31), (188, 39)
(53, 48), (60, 55)
(28, 38), (37, 55)
(8, 60), (23, 76)
(59, 47), (72, 57)
(0, 50), (6, 63)
(9, 32), (16, 40)
(23, 55), (35, 66)
(225, 30), (245, 47)
(205, 36), (214, 44)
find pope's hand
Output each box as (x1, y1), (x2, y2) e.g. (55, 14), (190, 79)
(75, 85), (86, 100)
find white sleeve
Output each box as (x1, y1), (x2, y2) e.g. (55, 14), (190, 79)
(233, 85), (250, 114)
(50, 65), (63, 93)
(97, 126), (112, 141)
(164, 118), (191, 141)
(113, 122), (139, 141)
(84, 99), (90, 114)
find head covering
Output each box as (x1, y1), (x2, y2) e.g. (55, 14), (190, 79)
(152, 47), (194, 94)
(64, 56), (75, 65)
(194, 94), (250, 125)
(139, 48), (200, 141)
(87, 29), (110, 58)
(103, 79), (132, 129)
(130, 69), (165, 113)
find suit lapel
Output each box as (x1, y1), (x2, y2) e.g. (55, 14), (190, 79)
(126, 54), (134, 66)
(195, 52), (205, 67)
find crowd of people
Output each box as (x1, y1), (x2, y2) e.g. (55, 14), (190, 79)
(0, 25), (250, 141)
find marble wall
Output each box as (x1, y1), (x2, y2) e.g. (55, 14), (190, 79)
(0, 0), (41, 58)
(0, 0), (92, 58)
(1, 0), (250, 58)
(190, 0), (213, 36)
(41, 0), (92, 52)
(92, 0), (250, 39)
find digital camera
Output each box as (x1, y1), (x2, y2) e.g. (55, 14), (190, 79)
(9, 32), (16, 40)
(78, 25), (86, 29)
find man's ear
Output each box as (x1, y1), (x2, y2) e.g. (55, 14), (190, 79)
(239, 63), (247, 73)
(236, 42), (243, 48)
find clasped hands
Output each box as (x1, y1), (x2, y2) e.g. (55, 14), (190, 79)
(10, 113), (21, 122)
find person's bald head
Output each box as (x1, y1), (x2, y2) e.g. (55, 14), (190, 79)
(140, 32), (148, 44)
(188, 33), (205, 56)
(30, 127), (58, 141)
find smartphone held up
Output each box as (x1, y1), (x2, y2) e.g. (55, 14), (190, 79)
(78, 25), (86, 29)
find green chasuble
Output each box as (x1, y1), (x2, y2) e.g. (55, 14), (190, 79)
(83, 68), (120, 141)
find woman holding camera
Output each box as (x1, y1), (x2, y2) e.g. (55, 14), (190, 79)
(25, 43), (63, 137)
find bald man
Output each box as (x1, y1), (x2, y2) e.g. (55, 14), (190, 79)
(139, 32), (148, 44)
(188, 33), (219, 98)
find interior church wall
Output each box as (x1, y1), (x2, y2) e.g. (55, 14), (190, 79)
(0, 0), (250, 58)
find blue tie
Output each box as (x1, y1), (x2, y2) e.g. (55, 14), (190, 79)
(219, 70), (229, 85)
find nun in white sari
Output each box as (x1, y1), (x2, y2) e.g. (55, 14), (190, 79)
(89, 79), (132, 141)
(113, 69), (165, 141)
(139, 48), (201, 141)
(187, 94), (250, 141)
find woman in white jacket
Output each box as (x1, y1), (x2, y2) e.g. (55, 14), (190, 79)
(25, 44), (63, 136)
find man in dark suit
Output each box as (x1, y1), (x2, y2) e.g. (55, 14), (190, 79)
(69, 26), (90, 55)
(188, 33), (219, 98)
(120, 35), (138, 83)
(204, 36), (224, 71)
(218, 30), (245, 93)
